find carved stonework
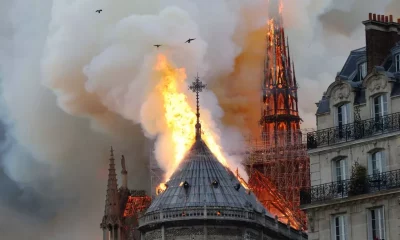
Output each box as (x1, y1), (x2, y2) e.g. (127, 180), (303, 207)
(368, 75), (387, 95)
(332, 83), (350, 105)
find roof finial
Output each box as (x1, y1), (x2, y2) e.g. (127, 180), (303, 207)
(189, 73), (207, 140)
(121, 155), (127, 174)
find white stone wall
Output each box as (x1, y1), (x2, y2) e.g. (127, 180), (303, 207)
(307, 195), (400, 240)
(307, 70), (400, 240)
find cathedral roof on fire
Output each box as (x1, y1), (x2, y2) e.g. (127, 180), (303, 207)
(145, 138), (271, 216)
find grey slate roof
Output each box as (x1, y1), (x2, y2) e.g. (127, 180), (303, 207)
(338, 47), (366, 82)
(146, 138), (269, 216)
(316, 95), (330, 115)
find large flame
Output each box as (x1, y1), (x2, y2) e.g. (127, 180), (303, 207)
(154, 54), (228, 181)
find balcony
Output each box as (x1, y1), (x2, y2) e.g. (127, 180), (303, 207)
(300, 169), (400, 205)
(307, 112), (400, 149)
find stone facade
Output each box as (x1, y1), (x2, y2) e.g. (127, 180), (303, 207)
(302, 14), (400, 240)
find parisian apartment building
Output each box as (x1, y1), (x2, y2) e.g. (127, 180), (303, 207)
(301, 14), (400, 240)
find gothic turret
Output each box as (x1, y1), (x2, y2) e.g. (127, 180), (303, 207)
(101, 146), (122, 240)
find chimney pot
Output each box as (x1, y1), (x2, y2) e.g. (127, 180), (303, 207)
(373, 14), (377, 21)
(385, 16), (389, 22)
(379, 15), (382, 22)
(390, 15), (393, 22)
(369, 13), (372, 20)
(398, 18), (400, 24)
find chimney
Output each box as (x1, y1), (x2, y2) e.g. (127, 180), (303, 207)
(373, 14), (376, 21)
(363, 13), (400, 74)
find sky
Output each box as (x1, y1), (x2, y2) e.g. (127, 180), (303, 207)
(0, 0), (399, 239)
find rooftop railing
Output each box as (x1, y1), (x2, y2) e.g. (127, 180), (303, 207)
(300, 169), (400, 205)
(138, 205), (307, 239)
(307, 112), (400, 149)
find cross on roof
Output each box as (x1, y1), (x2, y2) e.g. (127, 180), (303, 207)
(189, 74), (206, 140)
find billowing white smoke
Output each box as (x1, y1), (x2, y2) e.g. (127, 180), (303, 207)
(0, 0), (269, 239)
(41, 0), (270, 179)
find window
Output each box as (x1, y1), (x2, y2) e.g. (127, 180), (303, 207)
(332, 215), (347, 240)
(368, 207), (385, 240)
(396, 54), (400, 72)
(359, 62), (367, 81)
(368, 151), (385, 175)
(334, 158), (348, 181)
(336, 103), (350, 139)
(373, 95), (388, 120)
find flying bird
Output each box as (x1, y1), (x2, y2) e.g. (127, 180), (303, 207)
(96, 9), (102, 13)
(185, 38), (196, 43)
(154, 44), (162, 48)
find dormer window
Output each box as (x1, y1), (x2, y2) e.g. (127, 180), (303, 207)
(358, 62), (367, 81)
(396, 54), (400, 72)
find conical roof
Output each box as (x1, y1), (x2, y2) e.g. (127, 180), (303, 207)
(146, 139), (270, 216)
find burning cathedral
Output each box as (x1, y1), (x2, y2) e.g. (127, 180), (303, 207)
(100, 75), (307, 240)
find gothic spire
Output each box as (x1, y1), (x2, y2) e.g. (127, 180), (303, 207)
(101, 146), (120, 224)
(189, 73), (207, 140)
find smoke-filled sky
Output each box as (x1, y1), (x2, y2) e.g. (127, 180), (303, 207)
(0, 0), (399, 239)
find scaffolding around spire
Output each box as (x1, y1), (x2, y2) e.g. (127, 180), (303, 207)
(189, 73), (207, 140)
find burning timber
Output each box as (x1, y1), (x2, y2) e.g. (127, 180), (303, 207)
(100, 74), (308, 240)
(243, 5), (310, 231)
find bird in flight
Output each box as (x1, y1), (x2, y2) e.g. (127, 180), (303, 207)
(96, 9), (102, 13)
(185, 38), (196, 43)
(154, 44), (162, 48)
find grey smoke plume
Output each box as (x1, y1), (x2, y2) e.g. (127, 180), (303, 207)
(0, 0), (267, 239)
(1, 0), (398, 239)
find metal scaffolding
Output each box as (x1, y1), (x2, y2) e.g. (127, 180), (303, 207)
(243, 130), (311, 230)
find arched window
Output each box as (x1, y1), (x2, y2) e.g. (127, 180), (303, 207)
(373, 94), (388, 119)
(332, 157), (348, 182)
(368, 150), (386, 175)
(335, 103), (350, 127)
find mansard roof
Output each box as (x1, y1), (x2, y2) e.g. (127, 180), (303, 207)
(316, 44), (400, 115)
(146, 139), (268, 215)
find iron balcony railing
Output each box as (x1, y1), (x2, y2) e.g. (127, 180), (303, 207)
(300, 169), (400, 205)
(307, 112), (400, 149)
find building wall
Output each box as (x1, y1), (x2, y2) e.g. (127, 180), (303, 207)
(307, 195), (400, 240)
(141, 225), (299, 240)
(306, 67), (400, 239)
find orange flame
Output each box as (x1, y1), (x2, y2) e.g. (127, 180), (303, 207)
(154, 54), (228, 182)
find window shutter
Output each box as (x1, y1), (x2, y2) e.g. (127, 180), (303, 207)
(343, 215), (348, 240)
(383, 94), (388, 115)
(343, 158), (349, 180)
(331, 216), (336, 240)
(367, 210), (372, 240)
(380, 207), (386, 239)
(345, 104), (351, 124)
(334, 107), (338, 126)
(368, 154), (373, 175)
(380, 151), (386, 172)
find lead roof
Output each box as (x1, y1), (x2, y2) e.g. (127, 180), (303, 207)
(145, 138), (269, 216)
